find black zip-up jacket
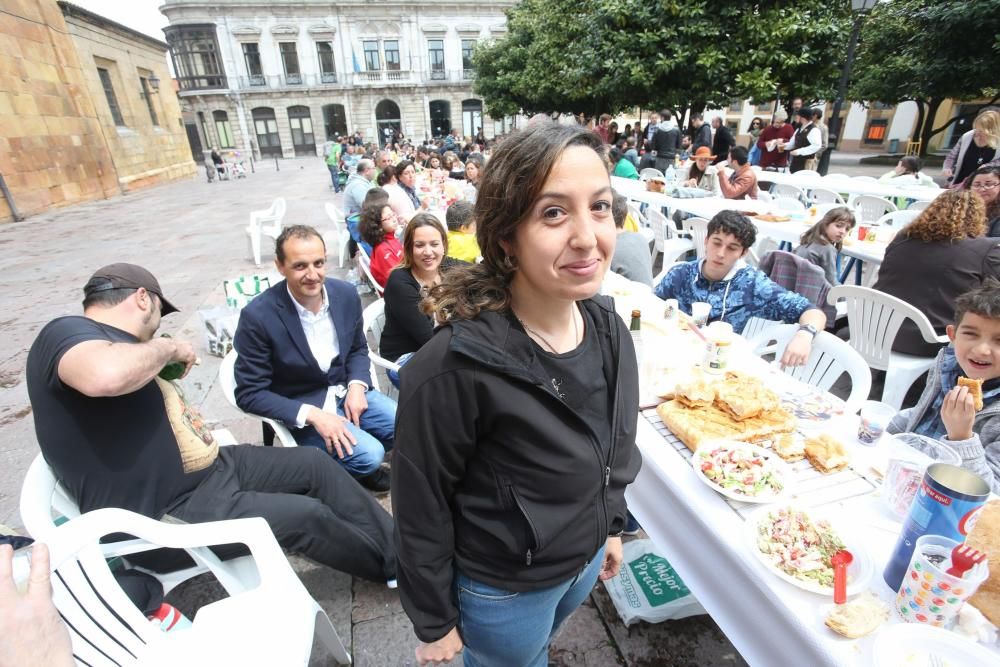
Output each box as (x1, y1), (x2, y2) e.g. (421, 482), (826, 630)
(391, 296), (641, 643)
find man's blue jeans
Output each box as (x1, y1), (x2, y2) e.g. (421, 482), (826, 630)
(454, 546), (605, 667)
(292, 389), (395, 477)
(327, 164), (341, 191)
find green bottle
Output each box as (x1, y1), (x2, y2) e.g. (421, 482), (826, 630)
(158, 334), (186, 381)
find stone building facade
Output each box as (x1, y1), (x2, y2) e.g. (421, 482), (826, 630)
(160, 0), (517, 161)
(0, 1), (195, 223)
(60, 3), (197, 190)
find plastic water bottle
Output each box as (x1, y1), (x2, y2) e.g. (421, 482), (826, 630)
(665, 165), (676, 188)
(148, 603), (193, 632)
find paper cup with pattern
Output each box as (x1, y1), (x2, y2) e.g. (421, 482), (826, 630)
(895, 534), (989, 628)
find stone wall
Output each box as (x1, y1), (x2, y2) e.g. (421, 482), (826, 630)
(0, 0), (119, 221)
(61, 3), (197, 191)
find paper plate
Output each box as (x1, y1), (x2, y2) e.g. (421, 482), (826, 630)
(872, 623), (996, 667)
(745, 505), (874, 596)
(692, 441), (790, 504)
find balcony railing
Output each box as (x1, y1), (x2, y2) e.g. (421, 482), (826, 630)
(320, 72), (337, 84)
(420, 69), (479, 85)
(285, 73), (303, 85)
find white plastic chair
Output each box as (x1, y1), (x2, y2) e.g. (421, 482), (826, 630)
(852, 176), (878, 183)
(824, 173), (851, 180)
(362, 300), (401, 398)
(43, 507), (350, 666)
(219, 350), (298, 447)
(773, 183), (807, 202)
(791, 169), (821, 178)
(773, 197), (806, 212)
(755, 189), (772, 203)
(812, 202), (847, 219)
(323, 203), (351, 268)
(246, 197), (287, 266)
(747, 323), (872, 412)
(19, 454), (260, 597)
(828, 285), (949, 409)
(648, 208), (695, 265)
(876, 210), (920, 229)
(907, 199), (931, 212)
(639, 168), (665, 181)
(680, 217), (710, 259)
(356, 250), (384, 296)
(852, 195), (897, 225)
(808, 187), (846, 206)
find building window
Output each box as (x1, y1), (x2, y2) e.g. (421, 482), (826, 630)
(429, 99), (451, 137)
(242, 43), (264, 86)
(729, 99), (742, 113)
(755, 101), (773, 113)
(323, 103), (347, 140)
(461, 39), (475, 78)
(864, 118), (889, 144)
(139, 76), (158, 126)
(252, 107), (282, 157)
(288, 105), (315, 155)
(428, 39), (445, 80)
(164, 24), (226, 90)
(213, 110), (233, 148)
(280, 42), (301, 84)
(462, 98), (483, 138)
(363, 40), (380, 70)
(96, 67), (124, 126)
(198, 111), (212, 146)
(384, 40), (400, 71)
(316, 41), (336, 83)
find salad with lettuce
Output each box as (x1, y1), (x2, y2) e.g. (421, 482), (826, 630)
(756, 507), (845, 588)
(697, 443), (784, 498)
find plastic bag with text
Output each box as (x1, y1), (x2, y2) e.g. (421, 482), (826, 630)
(602, 539), (704, 625)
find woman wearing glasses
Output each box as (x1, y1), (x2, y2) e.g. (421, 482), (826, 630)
(968, 166), (1000, 237)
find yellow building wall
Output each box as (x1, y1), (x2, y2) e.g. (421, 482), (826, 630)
(0, 0), (119, 221)
(62, 6), (196, 191)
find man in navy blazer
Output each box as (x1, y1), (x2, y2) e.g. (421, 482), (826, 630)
(234, 225), (395, 492)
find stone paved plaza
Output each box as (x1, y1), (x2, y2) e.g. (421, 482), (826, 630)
(0, 153), (905, 665)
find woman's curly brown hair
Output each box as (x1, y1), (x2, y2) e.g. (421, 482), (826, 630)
(903, 189), (986, 242)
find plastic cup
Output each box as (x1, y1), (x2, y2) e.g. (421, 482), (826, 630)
(857, 225), (870, 241)
(883, 434), (962, 518)
(895, 534), (989, 628)
(857, 400), (896, 445)
(691, 302), (711, 327)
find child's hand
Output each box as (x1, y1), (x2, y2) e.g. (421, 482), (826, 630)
(941, 386), (976, 441)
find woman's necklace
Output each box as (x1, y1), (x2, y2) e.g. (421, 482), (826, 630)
(517, 307), (580, 354)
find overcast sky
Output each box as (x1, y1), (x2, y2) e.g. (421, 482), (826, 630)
(71, 0), (169, 42)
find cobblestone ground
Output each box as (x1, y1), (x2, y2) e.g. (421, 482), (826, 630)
(0, 152), (897, 665)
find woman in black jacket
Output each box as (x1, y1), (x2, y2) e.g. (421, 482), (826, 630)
(392, 122), (641, 665)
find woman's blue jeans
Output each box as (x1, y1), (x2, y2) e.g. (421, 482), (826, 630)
(454, 546), (605, 667)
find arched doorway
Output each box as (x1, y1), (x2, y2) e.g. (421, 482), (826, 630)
(252, 107), (282, 157)
(322, 103), (347, 140)
(429, 100), (451, 139)
(375, 99), (401, 147)
(287, 105), (315, 156)
(462, 99), (483, 139)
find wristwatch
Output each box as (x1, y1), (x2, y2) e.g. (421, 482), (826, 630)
(798, 323), (819, 338)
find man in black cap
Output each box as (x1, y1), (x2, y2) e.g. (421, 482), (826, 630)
(24, 263), (396, 583)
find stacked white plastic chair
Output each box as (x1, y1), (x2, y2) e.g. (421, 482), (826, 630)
(246, 197), (287, 266)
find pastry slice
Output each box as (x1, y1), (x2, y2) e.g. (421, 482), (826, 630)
(770, 433), (805, 462)
(674, 375), (716, 409)
(958, 376), (984, 411)
(804, 434), (850, 474)
(716, 373), (779, 421)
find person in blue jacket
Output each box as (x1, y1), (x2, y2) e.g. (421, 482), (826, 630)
(654, 210), (827, 367)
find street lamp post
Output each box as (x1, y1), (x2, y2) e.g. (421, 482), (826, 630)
(818, 0), (878, 175)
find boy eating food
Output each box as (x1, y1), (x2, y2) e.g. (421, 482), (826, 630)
(887, 280), (1000, 493)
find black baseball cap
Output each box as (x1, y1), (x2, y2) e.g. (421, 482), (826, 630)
(83, 263), (179, 315)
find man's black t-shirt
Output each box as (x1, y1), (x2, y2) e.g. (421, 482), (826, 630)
(25, 316), (211, 518)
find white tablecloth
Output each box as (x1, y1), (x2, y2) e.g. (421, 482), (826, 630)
(759, 171), (943, 203)
(625, 380), (999, 666)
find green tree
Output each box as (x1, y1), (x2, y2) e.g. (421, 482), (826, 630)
(850, 0), (1000, 156)
(473, 1), (851, 120)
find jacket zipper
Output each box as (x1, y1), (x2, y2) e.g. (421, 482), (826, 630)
(604, 307), (622, 550)
(508, 484), (541, 566)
